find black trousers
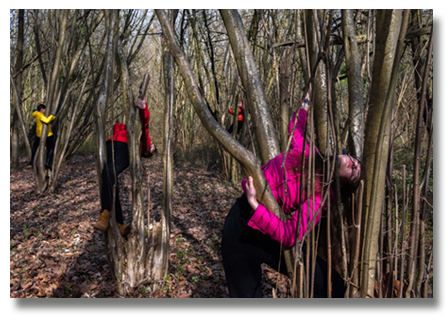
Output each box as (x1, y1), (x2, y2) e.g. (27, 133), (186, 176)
(100, 141), (129, 224)
(30, 135), (55, 167)
(221, 195), (345, 298)
(227, 120), (243, 135)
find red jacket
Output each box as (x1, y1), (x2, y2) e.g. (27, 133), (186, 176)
(107, 104), (152, 157)
(228, 101), (244, 121)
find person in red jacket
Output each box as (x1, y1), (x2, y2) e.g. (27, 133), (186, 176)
(227, 101), (244, 135)
(93, 98), (157, 236)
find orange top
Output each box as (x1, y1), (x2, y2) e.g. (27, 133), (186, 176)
(228, 101), (244, 121)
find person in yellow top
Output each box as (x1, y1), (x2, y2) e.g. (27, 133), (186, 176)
(29, 104), (56, 169)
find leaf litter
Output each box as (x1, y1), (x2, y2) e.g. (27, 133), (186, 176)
(10, 155), (290, 298)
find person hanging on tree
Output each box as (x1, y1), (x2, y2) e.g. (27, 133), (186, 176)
(29, 104), (56, 169)
(221, 92), (361, 298)
(227, 101), (244, 135)
(93, 98), (157, 237)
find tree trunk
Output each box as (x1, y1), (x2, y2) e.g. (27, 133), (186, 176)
(11, 9), (24, 169)
(220, 9), (280, 164)
(341, 9), (364, 159)
(152, 8), (178, 289)
(305, 9), (328, 156)
(36, 9), (68, 193)
(360, 9), (409, 298)
(10, 70), (32, 160)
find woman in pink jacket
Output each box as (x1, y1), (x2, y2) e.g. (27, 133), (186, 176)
(221, 95), (361, 298)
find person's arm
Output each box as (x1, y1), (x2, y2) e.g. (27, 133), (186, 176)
(288, 108), (309, 151)
(33, 111), (55, 124)
(288, 92), (311, 151)
(244, 176), (323, 247)
(40, 114), (55, 124)
(228, 108), (235, 115)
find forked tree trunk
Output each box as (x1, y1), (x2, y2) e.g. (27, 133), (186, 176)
(114, 38), (147, 293)
(36, 9), (68, 193)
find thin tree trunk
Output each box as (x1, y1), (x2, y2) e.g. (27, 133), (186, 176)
(341, 9), (364, 159)
(36, 9), (69, 193)
(360, 9), (409, 298)
(10, 69), (32, 160)
(32, 9), (48, 87)
(399, 167), (408, 298)
(405, 25), (432, 298)
(279, 47), (293, 152)
(305, 9), (328, 156)
(152, 9), (177, 289)
(11, 9), (24, 169)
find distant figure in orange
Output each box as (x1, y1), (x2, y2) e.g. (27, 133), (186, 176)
(227, 101), (244, 135)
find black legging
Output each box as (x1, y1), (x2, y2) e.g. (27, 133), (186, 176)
(227, 120), (243, 135)
(100, 141), (129, 224)
(221, 194), (345, 298)
(30, 135), (55, 168)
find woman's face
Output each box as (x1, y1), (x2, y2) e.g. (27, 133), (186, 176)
(338, 155), (361, 183)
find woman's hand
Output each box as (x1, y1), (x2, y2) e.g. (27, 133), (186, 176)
(149, 142), (156, 153)
(245, 176), (259, 211)
(135, 98), (146, 110)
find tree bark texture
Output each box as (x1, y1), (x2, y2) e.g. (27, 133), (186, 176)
(11, 9), (24, 169)
(116, 37), (147, 292)
(360, 9), (408, 298)
(220, 9), (280, 164)
(341, 9), (364, 159)
(36, 9), (68, 193)
(305, 9), (328, 156)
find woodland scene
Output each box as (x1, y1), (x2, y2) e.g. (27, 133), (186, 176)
(9, 9), (433, 298)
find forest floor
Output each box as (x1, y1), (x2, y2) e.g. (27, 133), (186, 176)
(10, 154), (290, 298)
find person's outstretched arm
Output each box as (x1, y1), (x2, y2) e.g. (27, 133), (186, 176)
(287, 92), (311, 151)
(32, 111), (55, 124)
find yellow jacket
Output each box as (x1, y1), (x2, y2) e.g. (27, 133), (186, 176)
(32, 110), (55, 137)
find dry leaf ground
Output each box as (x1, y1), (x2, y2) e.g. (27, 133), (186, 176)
(10, 154), (290, 298)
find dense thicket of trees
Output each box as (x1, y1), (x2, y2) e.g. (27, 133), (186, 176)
(10, 9), (433, 297)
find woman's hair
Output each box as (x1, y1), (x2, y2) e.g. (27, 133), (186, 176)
(288, 152), (361, 274)
(36, 104), (46, 111)
(315, 155), (361, 275)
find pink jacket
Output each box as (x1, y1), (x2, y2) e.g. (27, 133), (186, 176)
(241, 108), (333, 247)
